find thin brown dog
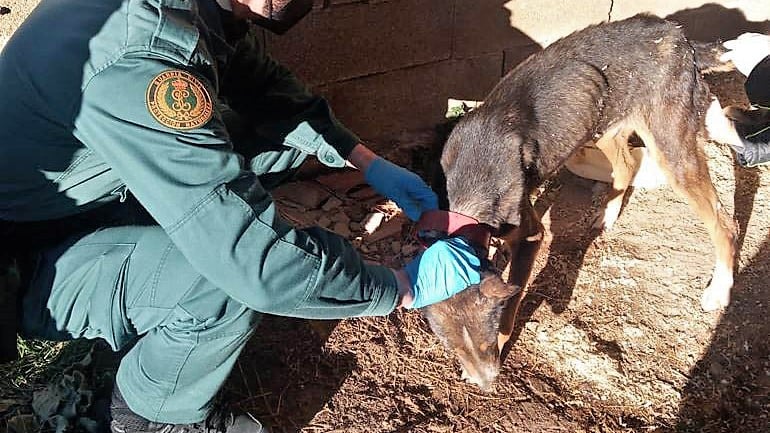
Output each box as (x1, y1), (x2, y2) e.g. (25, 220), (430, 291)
(424, 14), (738, 391)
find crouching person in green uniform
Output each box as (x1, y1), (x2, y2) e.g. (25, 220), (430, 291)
(0, 0), (484, 432)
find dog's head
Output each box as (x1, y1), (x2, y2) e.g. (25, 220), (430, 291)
(440, 109), (528, 230)
(427, 105), (532, 391)
(423, 274), (519, 392)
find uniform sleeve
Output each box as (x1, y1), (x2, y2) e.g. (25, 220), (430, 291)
(72, 56), (398, 319)
(220, 28), (359, 165)
(745, 55), (770, 108)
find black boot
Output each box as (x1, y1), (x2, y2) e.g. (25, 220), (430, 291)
(728, 107), (770, 168)
(735, 129), (770, 167)
(110, 386), (267, 433)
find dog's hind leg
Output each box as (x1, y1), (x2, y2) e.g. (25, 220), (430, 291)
(592, 125), (636, 231)
(635, 117), (738, 312)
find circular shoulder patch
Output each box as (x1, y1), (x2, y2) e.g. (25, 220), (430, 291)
(146, 70), (213, 130)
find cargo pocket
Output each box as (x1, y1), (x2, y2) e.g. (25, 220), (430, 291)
(21, 241), (136, 351)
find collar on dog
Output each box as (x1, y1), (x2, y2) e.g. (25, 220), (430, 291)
(415, 210), (492, 253)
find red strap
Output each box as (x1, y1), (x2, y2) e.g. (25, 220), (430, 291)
(416, 209), (480, 234)
(415, 210), (491, 251)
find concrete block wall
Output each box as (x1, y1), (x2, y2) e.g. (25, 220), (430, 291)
(1, 0), (769, 145)
(266, 0), (770, 145)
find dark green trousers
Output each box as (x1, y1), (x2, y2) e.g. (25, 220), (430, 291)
(20, 145), (307, 423)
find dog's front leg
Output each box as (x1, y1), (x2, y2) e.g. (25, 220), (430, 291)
(497, 202), (544, 352)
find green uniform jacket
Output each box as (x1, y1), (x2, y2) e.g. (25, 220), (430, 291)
(0, 0), (399, 318)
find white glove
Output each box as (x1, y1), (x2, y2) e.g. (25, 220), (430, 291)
(720, 33), (770, 77)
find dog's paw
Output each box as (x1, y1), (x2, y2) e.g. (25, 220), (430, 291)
(701, 267), (733, 311)
(591, 209), (618, 232)
(701, 286), (730, 311)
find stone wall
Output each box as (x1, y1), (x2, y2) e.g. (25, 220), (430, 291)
(266, 0), (770, 143)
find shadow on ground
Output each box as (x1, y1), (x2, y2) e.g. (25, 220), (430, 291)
(233, 317), (354, 433)
(501, 171), (605, 357)
(673, 162), (769, 432)
(664, 5), (770, 431)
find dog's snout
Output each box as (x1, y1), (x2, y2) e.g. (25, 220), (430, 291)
(461, 364), (499, 393)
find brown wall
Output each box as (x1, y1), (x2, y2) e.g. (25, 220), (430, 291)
(266, 0), (770, 145)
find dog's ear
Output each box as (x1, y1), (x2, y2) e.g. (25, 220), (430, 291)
(479, 274), (520, 300)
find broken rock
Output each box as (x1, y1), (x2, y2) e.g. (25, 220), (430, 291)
(272, 181), (330, 209)
(322, 197), (343, 211)
(315, 170), (367, 194)
(362, 212), (385, 235)
(367, 215), (408, 243)
(333, 221), (351, 237)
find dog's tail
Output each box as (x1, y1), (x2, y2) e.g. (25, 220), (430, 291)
(692, 40), (736, 74)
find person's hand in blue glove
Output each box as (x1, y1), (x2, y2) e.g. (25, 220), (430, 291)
(364, 157), (438, 221)
(394, 237), (482, 309)
(347, 143), (438, 221)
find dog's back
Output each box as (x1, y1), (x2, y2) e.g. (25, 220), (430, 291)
(442, 15), (709, 222)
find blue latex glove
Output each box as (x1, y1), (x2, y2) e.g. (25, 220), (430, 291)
(404, 237), (482, 309)
(364, 157), (439, 221)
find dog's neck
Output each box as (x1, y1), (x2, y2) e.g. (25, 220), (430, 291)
(442, 113), (529, 229)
